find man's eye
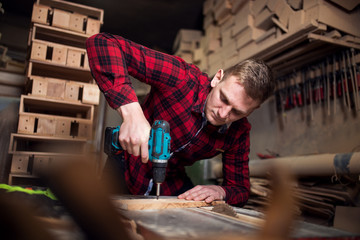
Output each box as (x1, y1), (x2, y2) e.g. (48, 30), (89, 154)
(220, 95), (228, 104)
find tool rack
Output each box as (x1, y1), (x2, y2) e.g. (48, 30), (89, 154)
(8, 0), (104, 185)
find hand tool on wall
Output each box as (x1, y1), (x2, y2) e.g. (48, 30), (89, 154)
(351, 49), (360, 109)
(341, 52), (351, 111)
(333, 55), (337, 114)
(326, 58), (331, 116)
(347, 50), (358, 110)
(105, 120), (171, 199)
(308, 68), (314, 120)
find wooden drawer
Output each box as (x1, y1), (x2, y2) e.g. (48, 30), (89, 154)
(31, 4), (50, 25)
(10, 154), (30, 174)
(69, 13), (86, 33)
(86, 18), (101, 35)
(52, 8), (71, 29)
(66, 49), (83, 68)
(31, 42), (47, 61)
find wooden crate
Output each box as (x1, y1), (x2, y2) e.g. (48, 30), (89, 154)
(30, 40), (87, 68)
(69, 13), (86, 33)
(65, 81), (81, 102)
(37, 118), (56, 136)
(36, 0), (104, 26)
(30, 42), (47, 61)
(66, 49), (83, 68)
(18, 113), (92, 139)
(55, 119), (71, 137)
(28, 77), (99, 105)
(18, 115), (36, 134)
(32, 155), (51, 175)
(30, 77), (66, 99)
(31, 4), (50, 25)
(78, 122), (92, 139)
(52, 8), (71, 29)
(52, 45), (67, 65)
(86, 18), (101, 36)
(82, 83), (100, 105)
(10, 154), (30, 174)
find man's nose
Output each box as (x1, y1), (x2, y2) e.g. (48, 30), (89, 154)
(219, 105), (231, 119)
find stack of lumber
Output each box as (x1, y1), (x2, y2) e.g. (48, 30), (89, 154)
(246, 152), (360, 224)
(173, 29), (202, 64)
(246, 177), (359, 223)
(175, 0), (360, 77)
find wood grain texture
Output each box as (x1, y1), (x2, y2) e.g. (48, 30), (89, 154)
(114, 197), (225, 211)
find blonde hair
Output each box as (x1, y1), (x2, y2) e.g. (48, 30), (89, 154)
(223, 59), (274, 103)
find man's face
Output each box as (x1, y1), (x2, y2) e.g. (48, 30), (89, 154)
(205, 71), (260, 126)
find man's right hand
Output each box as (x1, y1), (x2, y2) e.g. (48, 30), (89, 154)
(117, 102), (151, 163)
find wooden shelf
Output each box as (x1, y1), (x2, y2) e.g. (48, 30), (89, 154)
(30, 23), (88, 48)
(239, 21), (360, 78)
(20, 95), (94, 121)
(37, 0), (104, 23)
(8, 133), (88, 155)
(28, 60), (93, 82)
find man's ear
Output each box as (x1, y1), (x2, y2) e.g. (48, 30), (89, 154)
(211, 69), (224, 87)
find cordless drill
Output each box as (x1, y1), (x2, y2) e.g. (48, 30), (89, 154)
(104, 120), (171, 199)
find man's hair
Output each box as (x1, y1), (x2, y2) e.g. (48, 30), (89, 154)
(223, 59), (275, 103)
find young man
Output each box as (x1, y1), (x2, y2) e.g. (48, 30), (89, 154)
(86, 32), (274, 206)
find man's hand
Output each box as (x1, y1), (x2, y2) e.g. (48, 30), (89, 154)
(117, 102), (151, 163)
(178, 185), (226, 203)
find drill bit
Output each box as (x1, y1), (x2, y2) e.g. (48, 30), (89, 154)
(156, 183), (160, 200)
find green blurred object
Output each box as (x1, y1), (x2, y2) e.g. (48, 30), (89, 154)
(0, 184), (57, 200)
(185, 160), (217, 185)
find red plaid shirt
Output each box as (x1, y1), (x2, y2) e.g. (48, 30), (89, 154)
(86, 33), (250, 206)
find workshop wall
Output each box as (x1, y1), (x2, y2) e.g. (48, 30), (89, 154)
(248, 95), (360, 160)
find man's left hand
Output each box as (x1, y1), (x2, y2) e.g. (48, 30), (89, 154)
(178, 185), (226, 203)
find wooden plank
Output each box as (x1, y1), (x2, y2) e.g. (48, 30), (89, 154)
(114, 198), (225, 211)
(328, 0), (360, 11)
(254, 8), (274, 30)
(308, 33), (360, 49)
(307, 1), (360, 37)
(198, 207), (264, 227)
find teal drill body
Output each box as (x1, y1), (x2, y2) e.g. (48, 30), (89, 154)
(105, 120), (171, 199)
